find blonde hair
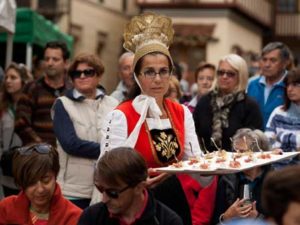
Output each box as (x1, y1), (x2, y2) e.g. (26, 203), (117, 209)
(165, 76), (182, 100)
(216, 54), (249, 92)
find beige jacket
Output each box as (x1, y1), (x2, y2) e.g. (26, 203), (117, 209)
(54, 95), (118, 199)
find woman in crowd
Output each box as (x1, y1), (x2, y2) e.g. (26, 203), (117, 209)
(185, 63), (216, 112)
(212, 128), (271, 224)
(0, 143), (82, 224)
(265, 68), (300, 169)
(0, 62), (32, 198)
(165, 75), (182, 102)
(99, 12), (202, 225)
(194, 54), (263, 152)
(52, 53), (118, 209)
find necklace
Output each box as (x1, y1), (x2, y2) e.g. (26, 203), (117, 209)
(30, 206), (49, 220)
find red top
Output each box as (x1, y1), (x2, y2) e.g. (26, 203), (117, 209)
(178, 174), (218, 225)
(0, 183), (82, 225)
(117, 98), (185, 168)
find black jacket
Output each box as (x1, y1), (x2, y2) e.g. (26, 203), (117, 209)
(193, 92), (263, 152)
(78, 190), (183, 225)
(211, 166), (270, 225)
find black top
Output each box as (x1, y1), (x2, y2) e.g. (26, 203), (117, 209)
(211, 166), (271, 225)
(193, 93), (263, 152)
(78, 190), (183, 225)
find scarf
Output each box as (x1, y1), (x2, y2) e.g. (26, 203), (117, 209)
(210, 89), (245, 147)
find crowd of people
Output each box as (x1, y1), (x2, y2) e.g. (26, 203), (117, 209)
(0, 11), (300, 225)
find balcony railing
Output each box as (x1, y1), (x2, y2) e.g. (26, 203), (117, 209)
(136, 0), (273, 27)
(235, 0), (272, 26)
(276, 13), (300, 37)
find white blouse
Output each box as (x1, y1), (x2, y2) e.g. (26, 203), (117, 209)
(100, 104), (201, 160)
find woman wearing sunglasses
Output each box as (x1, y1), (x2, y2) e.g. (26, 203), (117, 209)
(0, 143), (82, 224)
(193, 54), (263, 152)
(52, 53), (118, 209)
(265, 69), (300, 169)
(0, 62), (32, 198)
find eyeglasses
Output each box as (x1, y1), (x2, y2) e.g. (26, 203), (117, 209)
(18, 143), (52, 155)
(140, 68), (171, 80)
(217, 70), (237, 78)
(95, 184), (131, 199)
(70, 69), (96, 79)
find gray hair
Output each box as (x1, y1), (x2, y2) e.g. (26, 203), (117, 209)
(118, 52), (134, 66)
(262, 42), (290, 61)
(232, 128), (270, 152)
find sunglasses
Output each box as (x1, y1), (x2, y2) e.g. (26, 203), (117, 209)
(217, 70), (237, 78)
(70, 69), (96, 79)
(18, 143), (52, 155)
(95, 184), (131, 199)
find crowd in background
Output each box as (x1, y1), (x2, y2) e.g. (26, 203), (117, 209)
(0, 11), (300, 225)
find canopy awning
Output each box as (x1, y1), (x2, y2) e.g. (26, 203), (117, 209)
(0, 8), (73, 53)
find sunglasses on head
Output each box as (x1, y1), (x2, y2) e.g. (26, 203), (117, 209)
(95, 184), (131, 199)
(70, 69), (96, 79)
(217, 70), (237, 78)
(18, 143), (52, 155)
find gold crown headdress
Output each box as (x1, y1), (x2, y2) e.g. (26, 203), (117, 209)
(123, 12), (174, 70)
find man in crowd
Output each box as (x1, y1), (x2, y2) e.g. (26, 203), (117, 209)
(247, 42), (290, 129)
(79, 147), (183, 225)
(110, 52), (134, 102)
(15, 41), (71, 146)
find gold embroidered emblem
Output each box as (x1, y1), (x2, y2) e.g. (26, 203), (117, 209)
(153, 131), (179, 160)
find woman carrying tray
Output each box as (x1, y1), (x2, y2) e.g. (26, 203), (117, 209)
(97, 12), (215, 225)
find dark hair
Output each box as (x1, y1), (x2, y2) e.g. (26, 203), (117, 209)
(127, 52), (173, 100)
(12, 144), (60, 189)
(95, 147), (148, 187)
(44, 41), (70, 60)
(262, 42), (290, 62)
(262, 165), (300, 225)
(172, 62), (182, 81)
(194, 63), (216, 82)
(282, 68), (300, 111)
(68, 53), (104, 79)
(0, 63), (32, 116)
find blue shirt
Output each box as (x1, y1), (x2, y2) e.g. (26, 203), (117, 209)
(247, 74), (286, 129)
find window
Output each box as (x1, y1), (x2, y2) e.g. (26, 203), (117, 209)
(96, 32), (107, 56)
(277, 0), (298, 13)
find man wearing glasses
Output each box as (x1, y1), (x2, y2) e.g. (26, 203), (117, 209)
(78, 147), (183, 225)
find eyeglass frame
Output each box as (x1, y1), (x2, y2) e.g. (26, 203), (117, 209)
(216, 69), (237, 78)
(17, 143), (52, 155)
(95, 183), (131, 199)
(139, 67), (172, 80)
(69, 69), (97, 79)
